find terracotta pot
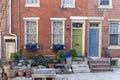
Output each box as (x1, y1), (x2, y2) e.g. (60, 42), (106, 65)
(18, 70), (24, 77)
(6, 69), (15, 79)
(25, 70), (31, 78)
(48, 63), (54, 68)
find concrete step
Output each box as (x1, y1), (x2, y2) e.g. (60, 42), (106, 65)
(73, 68), (90, 73)
(89, 58), (112, 72)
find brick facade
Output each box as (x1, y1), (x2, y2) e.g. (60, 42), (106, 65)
(9, 0), (120, 59)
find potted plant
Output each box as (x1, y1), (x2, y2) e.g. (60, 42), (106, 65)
(56, 50), (65, 63)
(11, 52), (20, 61)
(69, 48), (77, 58)
(47, 58), (54, 68)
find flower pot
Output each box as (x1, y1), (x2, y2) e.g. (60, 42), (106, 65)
(48, 63), (54, 68)
(6, 69), (15, 79)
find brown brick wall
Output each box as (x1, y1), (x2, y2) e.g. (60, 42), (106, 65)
(88, 0), (120, 58)
(11, 0), (87, 56)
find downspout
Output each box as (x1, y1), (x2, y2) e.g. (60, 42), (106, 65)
(8, 0), (17, 52)
(18, 0), (21, 52)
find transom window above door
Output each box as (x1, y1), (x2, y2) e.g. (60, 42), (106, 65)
(61, 0), (75, 8)
(25, 0), (40, 7)
(72, 23), (83, 28)
(98, 0), (112, 8)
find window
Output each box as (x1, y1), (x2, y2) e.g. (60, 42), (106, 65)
(98, 0), (112, 8)
(50, 18), (66, 50)
(25, 0), (40, 7)
(109, 22), (120, 46)
(61, 0), (75, 8)
(24, 17), (39, 46)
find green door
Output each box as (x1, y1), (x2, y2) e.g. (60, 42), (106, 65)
(72, 29), (82, 55)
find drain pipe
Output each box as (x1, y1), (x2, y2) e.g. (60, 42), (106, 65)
(8, 0), (17, 52)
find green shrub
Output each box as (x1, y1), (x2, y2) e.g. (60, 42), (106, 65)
(56, 50), (65, 59)
(69, 48), (77, 57)
(11, 52), (20, 61)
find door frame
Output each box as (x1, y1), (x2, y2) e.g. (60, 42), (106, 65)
(88, 21), (102, 58)
(71, 20), (85, 56)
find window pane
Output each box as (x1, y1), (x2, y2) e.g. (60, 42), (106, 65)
(110, 34), (118, 45)
(110, 23), (118, 34)
(26, 0), (38, 4)
(100, 0), (109, 5)
(53, 21), (63, 45)
(25, 20), (37, 44)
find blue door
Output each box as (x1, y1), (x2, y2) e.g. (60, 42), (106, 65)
(89, 29), (99, 57)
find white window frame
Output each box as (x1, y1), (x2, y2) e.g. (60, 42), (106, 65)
(98, 0), (112, 8)
(23, 17), (39, 48)
(61, 0), (75, 8)
(50, 18), (66, 48)
(108, 21), (120, 49)
(25, 0), (40, 7)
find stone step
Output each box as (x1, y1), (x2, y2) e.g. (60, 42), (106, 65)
(72, 64), (89, 68)
(91, 68), (112, 72)
(72, 61), (88, 64)
(89, 58), (112, 72)
(73, 68), (90, 73)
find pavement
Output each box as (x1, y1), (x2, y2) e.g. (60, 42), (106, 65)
(56, 72), (120, 80)
(1, 68), (120, 80)
(56, 68), (120, 80)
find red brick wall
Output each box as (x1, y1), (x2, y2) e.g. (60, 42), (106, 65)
(88, 0), (120, 58)
(11, 0), (87, 56)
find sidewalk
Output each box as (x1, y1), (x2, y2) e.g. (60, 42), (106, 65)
(56, 71), (120, 80)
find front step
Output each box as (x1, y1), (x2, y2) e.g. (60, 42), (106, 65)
(89, 58), (112, 72)
(72, 57), (90, 73)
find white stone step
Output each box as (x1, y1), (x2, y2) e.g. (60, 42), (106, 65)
(73, 68), (90, 73)
(72, 65), (89, 68)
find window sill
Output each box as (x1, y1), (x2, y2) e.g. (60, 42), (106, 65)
(98, 5), (112, 9)
(61, 5), (75, 8)
(108, 46), (120, 49)
(25, 4), (40, 7)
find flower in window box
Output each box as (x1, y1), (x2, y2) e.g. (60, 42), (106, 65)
(52, 44), (65, 51)
(25, 43), (38, 51)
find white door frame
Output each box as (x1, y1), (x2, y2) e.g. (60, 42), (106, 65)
(88, 21), (102, 59)
(71, 20), (85, 56)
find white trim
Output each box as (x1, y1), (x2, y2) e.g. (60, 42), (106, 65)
(88, 21), (102, 58)
(24, 18), (39, 47)
(108, 19), (120, 21)
(71, 21), (85, 56)
(70, 16), (87, 20)
(70, 16), (104, 20)
(8, 0), (17, 52)
(4, 36), (17, 39)
(23, 17), (40, 20)
(87, 17), (104, 20)
(25, 4), (40, 7)
(51, 20), (66, 48)
(108, 46), (120, 49)
(50, 18), (66, 21)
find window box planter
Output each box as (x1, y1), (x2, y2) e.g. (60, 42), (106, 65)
(25, 43), (38, 51)
(52, 44), (65, 51)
